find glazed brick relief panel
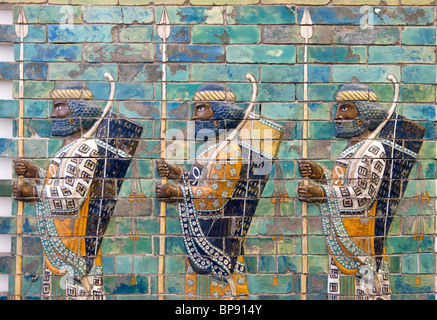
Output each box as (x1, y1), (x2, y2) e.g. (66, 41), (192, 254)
(0, 2), (435, 301)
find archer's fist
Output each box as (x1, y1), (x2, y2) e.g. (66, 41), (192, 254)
(14, 159), (38, 178)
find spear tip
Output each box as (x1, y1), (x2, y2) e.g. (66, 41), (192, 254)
(157, 7), (171, 41)
(299, 9), (313, 41)
(15, 7), (29, 39)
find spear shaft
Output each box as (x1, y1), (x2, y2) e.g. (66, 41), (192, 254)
(14, 6), (28, 300)
(299, 8), (313, 300)
(157, 7), (170, 300)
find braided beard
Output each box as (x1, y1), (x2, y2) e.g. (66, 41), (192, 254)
(51, 118), (80, 137)
(335, 119), (368, 139)
(194, 119), (242, 141)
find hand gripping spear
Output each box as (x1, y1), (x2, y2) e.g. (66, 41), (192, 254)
(14, 6), (28, 300)
(299, 8), (313, 300)
(157, 7), (171, 300)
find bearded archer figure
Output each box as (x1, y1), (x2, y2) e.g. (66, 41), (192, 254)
(156, 82), (284, 299)
(13, 81), (142, 299)
(297, 82), (426, 300)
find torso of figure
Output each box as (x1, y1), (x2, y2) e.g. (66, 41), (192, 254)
(43, 139), (99, 271)
(330, 140), (386, 257)
(189, 141), (243, 214)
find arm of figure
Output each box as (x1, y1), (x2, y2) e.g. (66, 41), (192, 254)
(155, 181), (182, 203)
(12, 159), (45, 202)
(156, 159), (183, 180)
(12, 181), (40, 202)
(298, 182), (327, 204)
(322, 141), (386, 214)
(44, 141), (99, 214)
(14, 159), (41, 179)
(298, 160), (328, 184)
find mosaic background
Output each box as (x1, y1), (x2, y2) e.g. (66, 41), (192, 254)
(0, 0), (435, 300)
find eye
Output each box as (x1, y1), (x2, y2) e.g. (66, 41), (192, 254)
(196, 105), (206, 112)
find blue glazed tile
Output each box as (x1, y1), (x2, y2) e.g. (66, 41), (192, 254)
(134, 256), (158, 274)
(24, 100), (48, 118)
(261, 103), (301, 121)
(227, 45), (295, 64)
(399, 84), (435, 103)
(402, 27), (436, 45)
(307, 46), (335, 63)
(0, 139), (17, 157)
(114, 83), (154, 101)
(157, 6), (224, 25)
(333, 26), (400, 45)
(192, 25), (260, 44)
(120, 6), (154, 24)
(0, 24), (47, 43)
(247, 274), (294, 294)
(368, 46), (435, 64)
(259, 255), (277, 273)
(333, 65), (401, 83)
(0, 25), (18, 42)
(48, 24), (114, 43)
(308, 65), (331, 83)
(116, 256), (133, 274)
(112, 275), (149, 295)
(120, 25), (154, 43)
(84, 6), (123, 23)
(152, 25), (190, 43)
(296, 83), (342, 102)
(402, 65), (436, 85)
(21, 236), (42, 255)
(166, 102), (191, 120)
(335, 46), (366, 63)
(156, 44), (224, 63)
(0, 62), (45, 81)
(133, 64), (189, 82)
(261, 65), (303, 83)
(402, 254), (433, 274)
(191, 64), (259, 82)
(373, 6), (434, 26)
(0, 100), (18, 118)
(83, 43), (154, 63)
(24, 62), (47, 80)
(257, 83), (295, 102)
(0, 62), (18, 80)
(227, 5), (295, 24)
(402, 104), (435, 121)
(309, 121), (334, 139)
(15, 5), (83, 24)
(48, 63), (118, 81)
(21, 43), (82, 62)
(297, 7), (361, 25)
(0, 256), (14, 274)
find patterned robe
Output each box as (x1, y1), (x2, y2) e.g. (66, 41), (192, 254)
(319, 140), (391, 300)
(35, 140), (104, 300)
(178, 141), (271, 299)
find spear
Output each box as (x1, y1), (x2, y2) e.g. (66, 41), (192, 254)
(14, 6), (28, 300)
(299, 8), (313, 300)
(157, 7), (171, 301)
(435, 33), (437, 298)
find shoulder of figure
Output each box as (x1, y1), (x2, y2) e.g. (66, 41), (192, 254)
(73, 139), (99, 157)
(199, 142), (242, 163)
(365, 139), (385, 156)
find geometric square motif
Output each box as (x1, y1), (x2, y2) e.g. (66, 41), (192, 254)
(84, 159), (96, 171)
(78, 144), (90, 154)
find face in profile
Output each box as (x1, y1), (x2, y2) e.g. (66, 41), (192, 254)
(334, 101), (364, 139)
